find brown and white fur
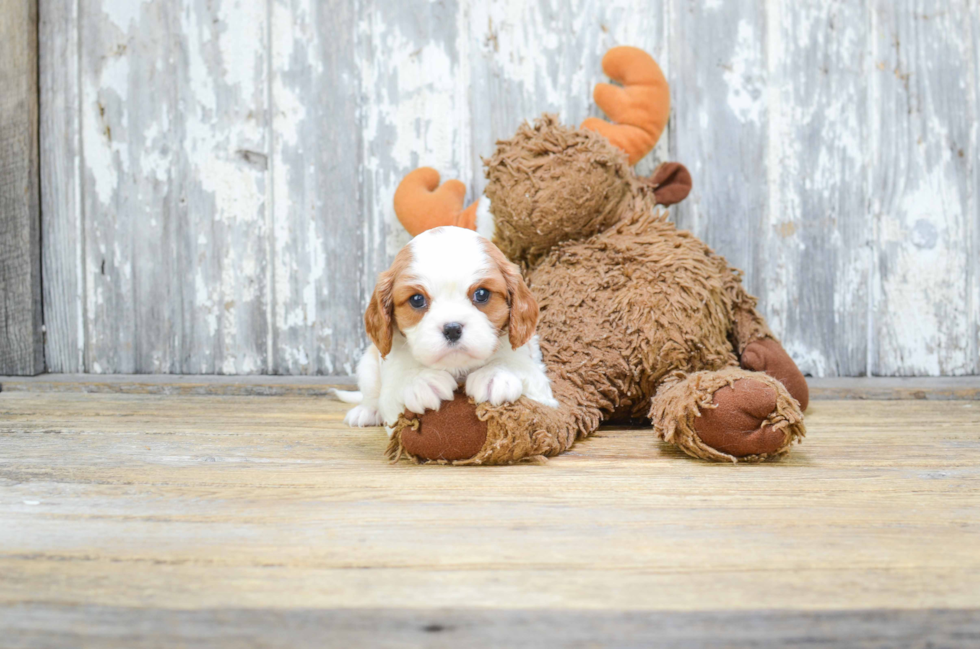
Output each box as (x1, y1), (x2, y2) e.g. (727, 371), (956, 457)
(336, 226), (557, 433)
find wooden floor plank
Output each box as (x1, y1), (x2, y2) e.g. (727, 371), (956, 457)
(3, 374), (980, 399)
(3, 605), (978, 649)
(1, 390), (979, 644)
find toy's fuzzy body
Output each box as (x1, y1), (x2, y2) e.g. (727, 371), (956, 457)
(532, 205), (770, 420)
(387, 49), (808, 464)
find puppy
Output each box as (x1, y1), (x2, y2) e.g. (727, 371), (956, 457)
(336, 226), (557, 432)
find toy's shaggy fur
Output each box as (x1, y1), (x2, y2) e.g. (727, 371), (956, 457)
(389, 116), (806, 464)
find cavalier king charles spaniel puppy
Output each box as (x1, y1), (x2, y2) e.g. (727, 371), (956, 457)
(335, 226), (557, 433)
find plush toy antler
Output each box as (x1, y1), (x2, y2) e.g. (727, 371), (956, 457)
(393, 167), (478, 237)
(580, 46), (670, 165)
(394, 47), (672, 236)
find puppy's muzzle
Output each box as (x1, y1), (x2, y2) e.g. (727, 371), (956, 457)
(442, 322), (463, 343)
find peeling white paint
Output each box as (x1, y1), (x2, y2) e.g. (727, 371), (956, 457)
(84, 53), (129, 206)
(359, 14), (471, 258)
(877, 166), (970, 375)
(45, 0), (980, 377)
(724, 21), (765, 125)
(101, 0), (148, 32)
(784, 340), (829, 378)
(217, 0), (266, 99)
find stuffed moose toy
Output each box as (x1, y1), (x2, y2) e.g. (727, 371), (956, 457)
(384, 46), (808, 464)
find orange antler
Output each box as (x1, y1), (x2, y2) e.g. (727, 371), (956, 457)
(581, 47), (670, 165)
(393, 167), (478, 237)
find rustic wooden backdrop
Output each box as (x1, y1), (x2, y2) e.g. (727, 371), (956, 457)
(1, 0), (43, 376)
(36, 0), (979, 377)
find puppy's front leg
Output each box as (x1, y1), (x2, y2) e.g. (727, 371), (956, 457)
(402, 369), (459, 415)
(465, 339), (558, 408)
(465, 363), (524, 406)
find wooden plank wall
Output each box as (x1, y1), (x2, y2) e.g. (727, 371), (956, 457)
(0, 0), (44, 376)
(36, 0), (979, 377)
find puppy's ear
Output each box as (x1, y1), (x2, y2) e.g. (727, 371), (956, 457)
(365, 246), (414, 357)
(364, 269), (395, 358)
(507, 271), (539, 350)
(485, 241), (538, 349)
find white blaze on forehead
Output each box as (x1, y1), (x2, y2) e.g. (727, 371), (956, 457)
(407, 227), (491, 295)
(398, 226), (503, 372)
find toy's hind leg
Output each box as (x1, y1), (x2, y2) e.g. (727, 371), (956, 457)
(731, 305), (809, 410)
(650, 366), (805, 462)
(740, 338), (809, 410)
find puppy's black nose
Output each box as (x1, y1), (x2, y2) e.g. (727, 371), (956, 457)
(442, 322), (463, 343)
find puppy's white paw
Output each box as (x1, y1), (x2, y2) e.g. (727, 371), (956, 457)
(403, 370), (458, 414)
(465, 366), (523, 406)
(344, 404), (382, 427)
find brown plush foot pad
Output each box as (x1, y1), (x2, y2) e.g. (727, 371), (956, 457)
(400, 391), (488, 462)
(740, 339), (809, 410)
(694, 379), (786, 457)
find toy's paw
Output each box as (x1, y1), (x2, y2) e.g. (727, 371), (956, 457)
(740, 338), (809, 410)
(403, 370), (458, 415)
(401, 390), (488, 461)
(694, 379), (786, 457)
(530, 394), (560, 409)
(344, 404), (382, 427)
(465, 366), (523, 405)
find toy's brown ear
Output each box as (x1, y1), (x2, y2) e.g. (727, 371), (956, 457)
(364, 269), (395, 358)
(649, 162), (692, 206)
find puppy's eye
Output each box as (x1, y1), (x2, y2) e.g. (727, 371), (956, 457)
(409, 294), (426, 309)
(473, 288), (491, 304)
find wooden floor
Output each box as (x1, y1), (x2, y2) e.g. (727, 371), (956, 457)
(1, 383), (979, 647)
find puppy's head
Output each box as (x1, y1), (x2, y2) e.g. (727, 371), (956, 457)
(365, 226), (538, 371)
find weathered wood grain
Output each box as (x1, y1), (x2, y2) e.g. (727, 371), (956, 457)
(77, 0), (170, 373)
(3, 374), (980, 400)
(35, 0), (980, 377)
(465, 0), (670, 198)
(2, 606), (979, 649)
(270, 0), (364, 375)
(0, 391), (978, 642)
(974, 2), (980, 377)
(808, 375), (980, 400)
(75, 0), (271, 374)
(762, 0), (871, 377)
(870, 0), (977, 376)
(358, 0), (469, 263)
(174, 0), (271, 374)
(39, 0), (83, 374)
(669, 0), (769, 307)
(0, 372), (355, 395)
(0, 0), (43, 376)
